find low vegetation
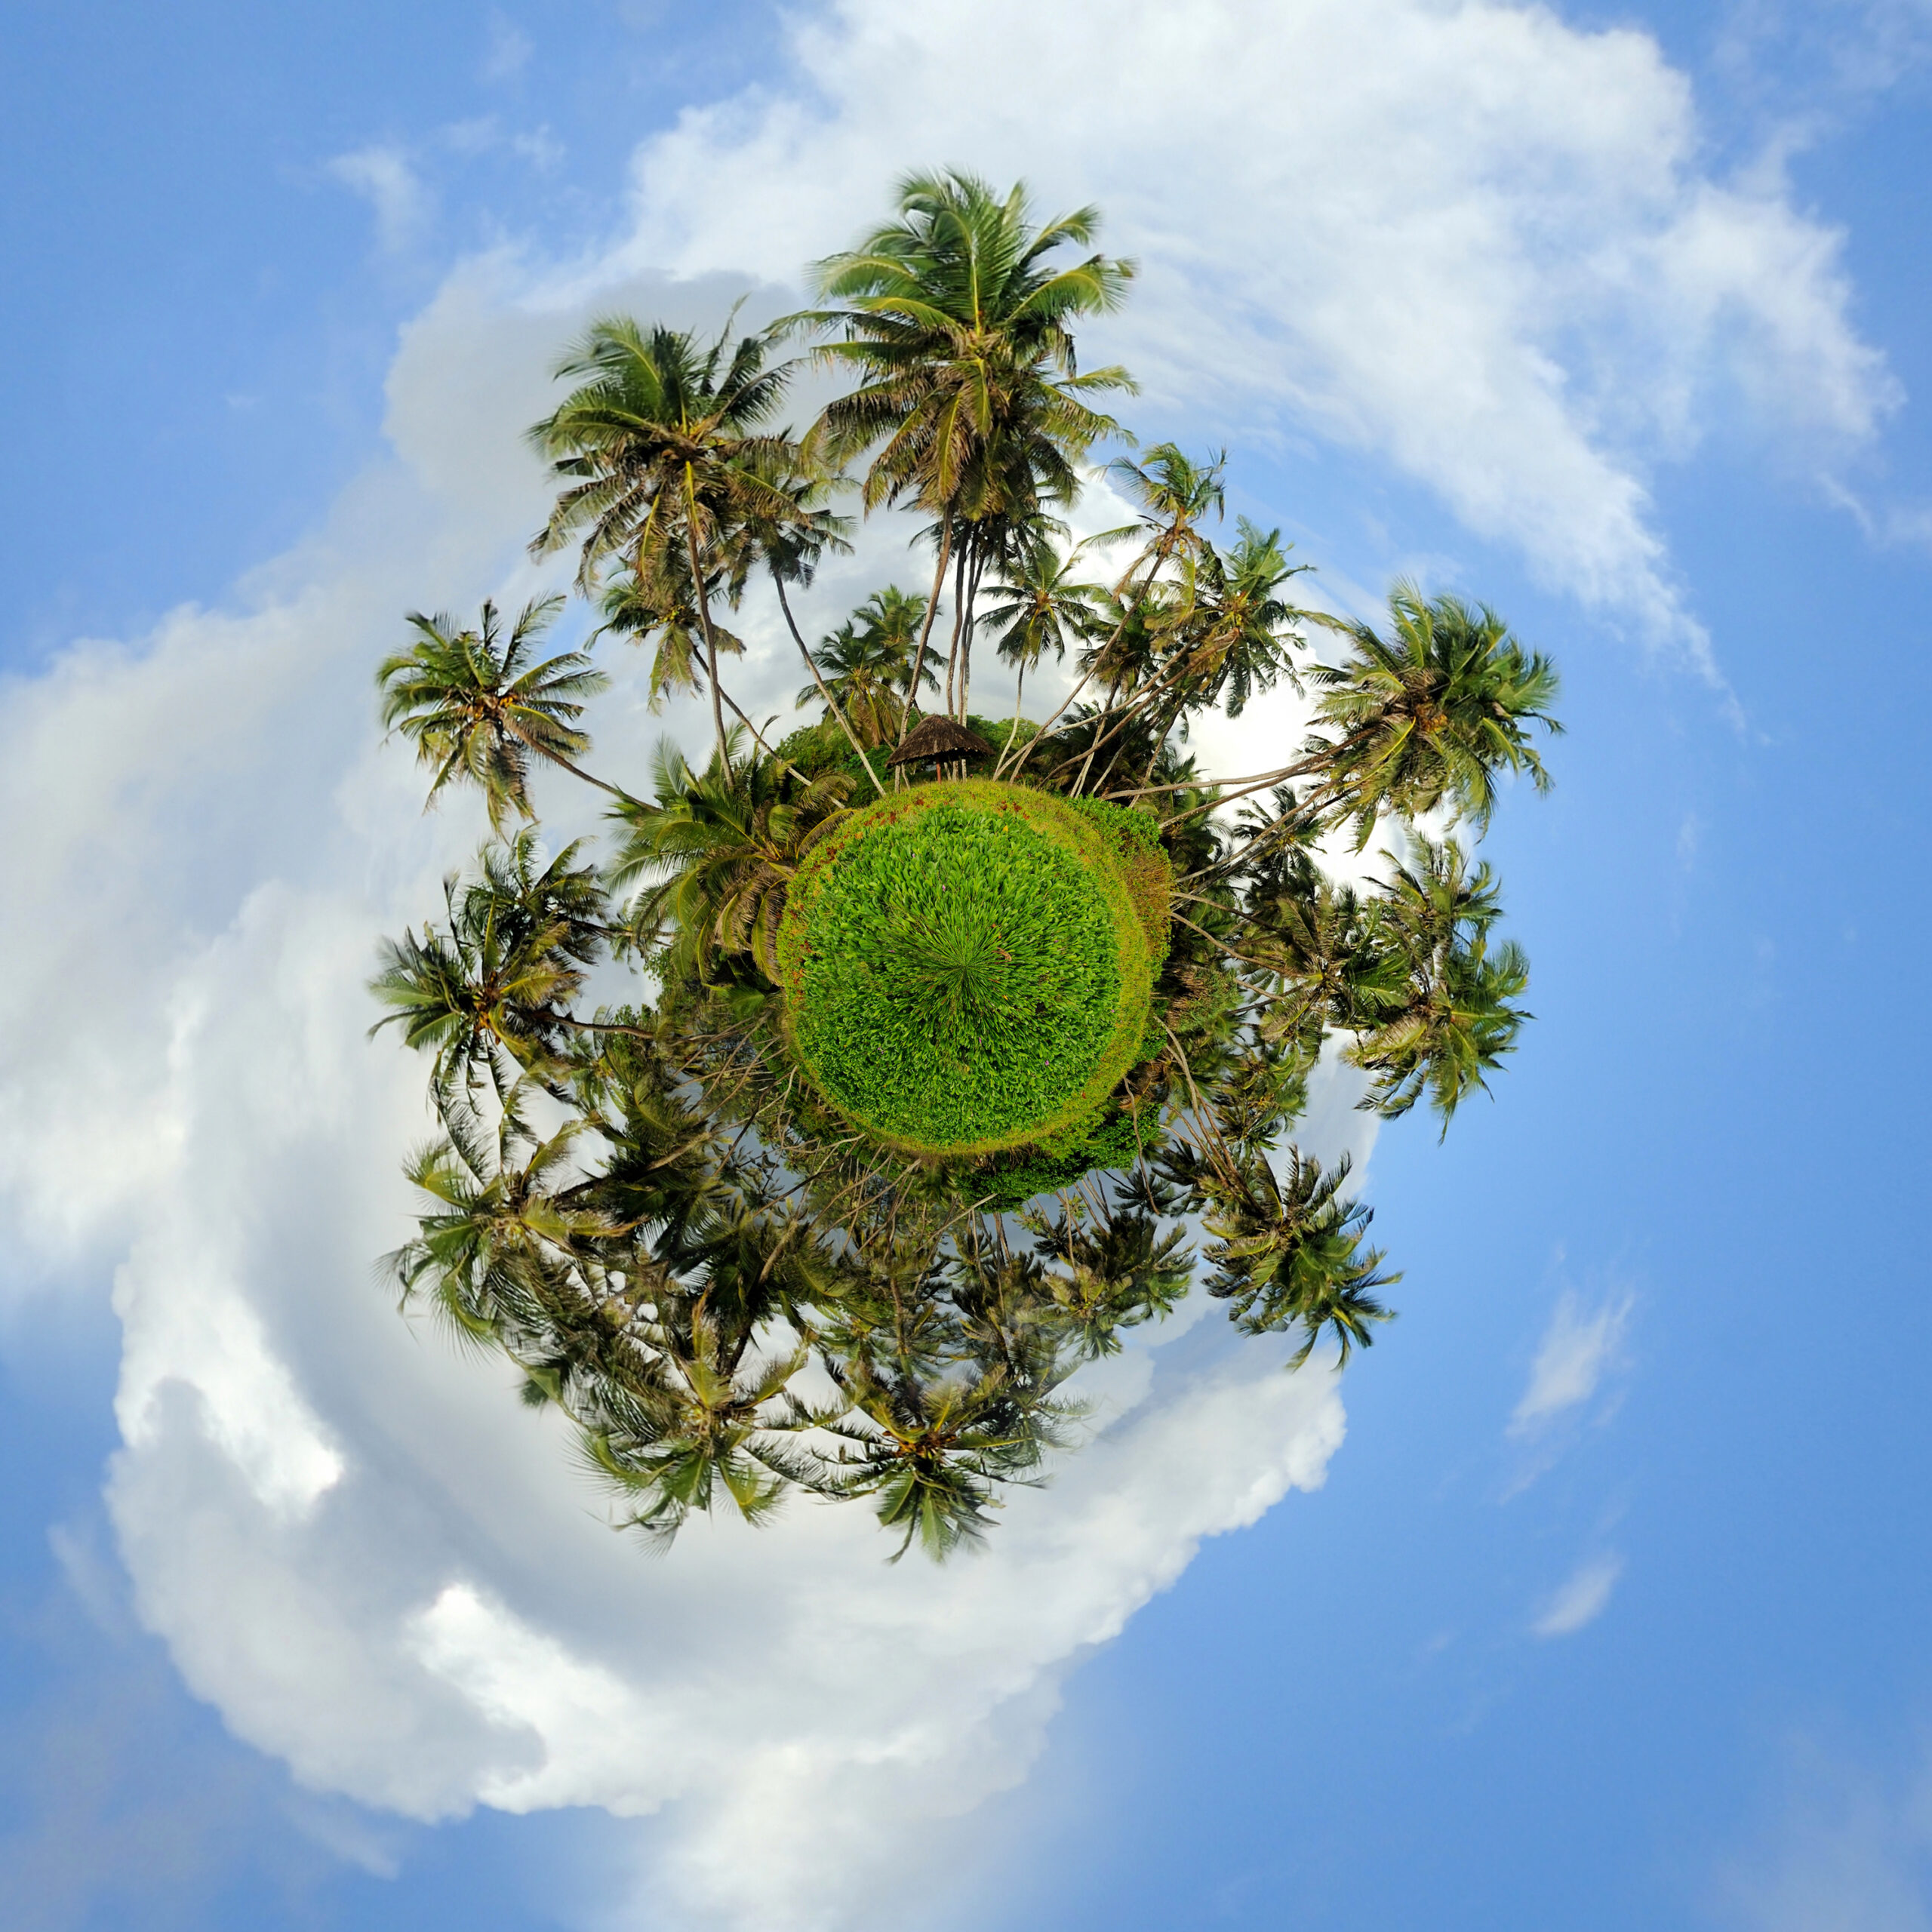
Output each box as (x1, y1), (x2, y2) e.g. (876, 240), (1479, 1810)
(778, 780), (1161, 1154)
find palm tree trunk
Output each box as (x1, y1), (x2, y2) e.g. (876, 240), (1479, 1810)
(943, 549), (968, 721)
(682, 492), (728, 768)
(899, 515), (952, 742)
(957, 549), (985, 723)
(774, 576), (888, 799)
(714, 682), (778, 760)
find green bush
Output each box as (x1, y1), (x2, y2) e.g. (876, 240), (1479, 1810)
(777, 780), (1157, 1155)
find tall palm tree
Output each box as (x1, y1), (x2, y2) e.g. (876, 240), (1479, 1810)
(592, 551), (743, 715)
(528, 315), (807, 763)
(798, 615), (935, 746)
(1202, 1151), (1398, 1367)
(610, 737), (852, 984)
(368, 832), (605, 1097)
(1100, 520), (1310, 793)
(1311, 582), (1562, 846)
(793, 170), (1137, 725)
(1026, 445), (1226, 786)
(978, 534), (1100, 750)
(584, 1313), (818, 1546)
(376, 596), (620, 828)
(1347, 837), (1531, 1128)
(818, 1353), (1079, 1561)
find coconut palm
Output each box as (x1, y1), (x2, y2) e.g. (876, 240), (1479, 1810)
(1347, 837), (1531, 1128)
(818, 1353), (1079, 1561)
(1202, 1151), (1399, 1367)
(979, 536), (1100, 751)
(1030, 445), (1226, 787)
(583, 1313), (819, 1546)
(387, 1084), (615, 1352)
(1310, 582), (1562, 846)
(368, 832), (605, 1097)
(798, 602), (938, 746)
(528, 315), (808, 762)
(610, 736), (853, 983)
(377, 596), (620, 828)
(592, 552), (744, 715)
(794, 170), (1137, 725)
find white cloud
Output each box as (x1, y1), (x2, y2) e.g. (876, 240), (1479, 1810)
(1531, 1552), (1623, 1637)
(1720, 1737), (1932, 1932)
(484, 12), (534, 83)
(0, 257), (1350, 1932)
(589, 0), (1896, 678)
(328, 145), (432, 254)
(1511, 1289), (1634, 1436)
(0, 3), (1904, 1922)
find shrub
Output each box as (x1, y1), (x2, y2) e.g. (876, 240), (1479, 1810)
(777, 780), (1157, 1155)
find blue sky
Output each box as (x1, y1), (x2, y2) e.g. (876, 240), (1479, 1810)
(3, 3), (1930, 1928)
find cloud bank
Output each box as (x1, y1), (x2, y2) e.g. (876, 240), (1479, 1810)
(0, 2), (1900, 1925)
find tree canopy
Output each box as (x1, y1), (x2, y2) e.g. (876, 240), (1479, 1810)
(372, 171), (1560, 1562)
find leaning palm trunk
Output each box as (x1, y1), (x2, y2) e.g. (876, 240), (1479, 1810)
(943, 549), (968, 721)
(956, 549), (986, 722)
(683, 500), (729, 767)
(899, 515), (952, 741)
(774, 578), (888, 798)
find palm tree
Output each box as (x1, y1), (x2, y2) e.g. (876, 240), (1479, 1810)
(1088, 519), (1310, 796)
(1311, 582), (1562, 847)
(583, 1314), (818, 1546)
(793, 170), (1137, 725)
(1202, 1151), (1398, 1367)
(610, 736), (852, 984)
(528, 315), (808, 763)
(1026, 445), (1226, 786)
(368, 832), (605, 1098)
(592, 551), (743, 715)
(1347, 837), (1531, 1128)
(979, 535), (1100, 753)
(798, 617), (931, 747)
(387, 1084), (615, 1352)
(818, 1353), (1079, 1561)
(376, 596), (620, 828)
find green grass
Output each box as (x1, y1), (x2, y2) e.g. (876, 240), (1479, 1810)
(777, 780), (1160, 1155)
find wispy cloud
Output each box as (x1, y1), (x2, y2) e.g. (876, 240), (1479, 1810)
(1511, 1291), (1634, 1438)
(603, 0), (1899, 685)
(1532, 1554), (1624, 1638)
(1718, 1733), (1932, 1932)
(326, 144), (431, 254)
(482, 12), (533, 82)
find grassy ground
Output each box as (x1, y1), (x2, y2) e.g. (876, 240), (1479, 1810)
(777, 780), (1162, 1156)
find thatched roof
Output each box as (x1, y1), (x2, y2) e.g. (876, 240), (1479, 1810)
(885, 714), (998, 767)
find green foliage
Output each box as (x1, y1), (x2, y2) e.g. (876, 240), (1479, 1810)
(972, 1108), (1149, 1208)
(777, 781), (1155, 1152)
(376, 595), (614, 831)
(371, 171), (1564, 1562)
(1202, 1151), (1399, 1367)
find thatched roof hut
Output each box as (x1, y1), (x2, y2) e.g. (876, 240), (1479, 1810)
(886, 715), (997, 769)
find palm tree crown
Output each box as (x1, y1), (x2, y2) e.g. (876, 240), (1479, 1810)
(1311, 583), (1562, 844)
(376, 596), (613, 830)
(528, 316), (808, 760)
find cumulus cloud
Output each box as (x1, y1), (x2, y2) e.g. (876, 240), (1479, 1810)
(0, 3), (1902, 1923)
(593, 0), (1897, 674)
(1531, 1552), (1623, 1637)
(0, 251), (1352, 1929)
(1510, 1289), (1634, 1437)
